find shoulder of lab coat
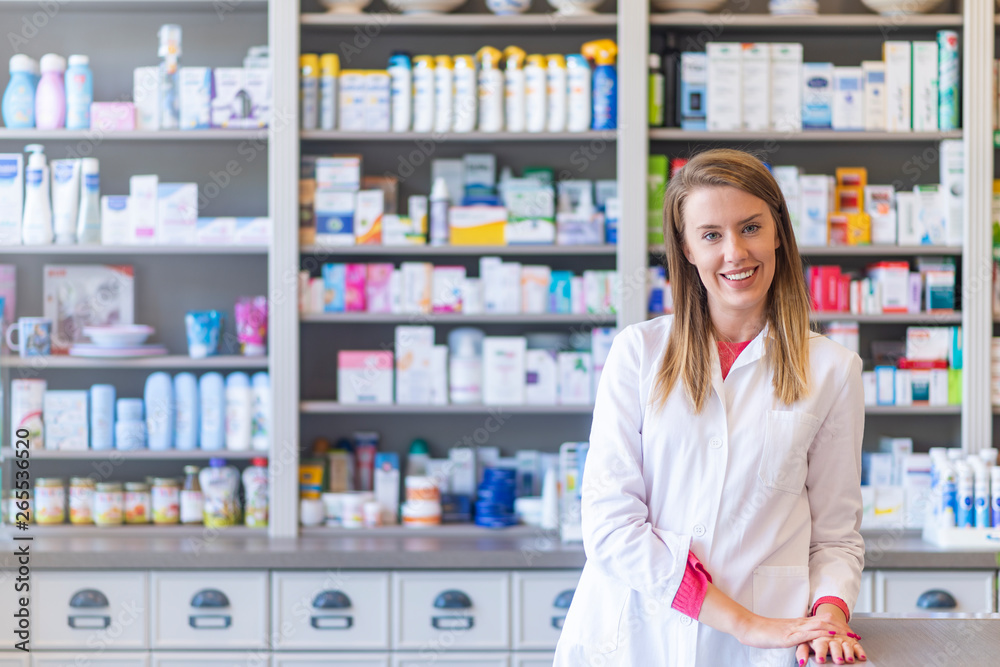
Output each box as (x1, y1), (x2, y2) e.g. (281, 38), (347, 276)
(804, 334), (865, 613)
(581, 316), (691, 604)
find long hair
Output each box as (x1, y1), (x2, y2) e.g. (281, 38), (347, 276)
(652, 148), (812, 413)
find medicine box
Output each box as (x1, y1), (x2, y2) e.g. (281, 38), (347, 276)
(911, 41), (939, 132)
(354, 189), (384, 245)
(741, 43), (771, 132)
(157, 183), (198, 245)
(0, 153), (22, 245)
(101, 195), (131, 245)
(525, 349), (558, 405)
(245, 67), (272, 128)
(832, 67), (863, 131)
(338, 70), (366, 132)
(801, 62), (834, 130)
(90, 102), (135, 131)
(364, 71), (391, 132)
(316, 156), (362, 192)
(431, 266), (466, 313)
(211, 67), (246, 129)
(196, 217), (236, 245)
(862, 61), (886, 131)
(558, 352), (593, 405)
(234, 217), (270, 246)
(706, 43), (742, 132)
(482, 336), (527, 405)
(449, 205), (507, 245)
(337, 350), (393, 404)
(180, 67), (212, 130)
(883, 41), (912, 132)
(43, 390), (88, 451)
(315, 190), (355, 246)
(680, 52), (708, 131)
(395, 325), (435, 405)
(134, 66), (160, 130)
(770, 42), (802, 132)
(322, 263), (346, 313)
(129, 174), (158, 244)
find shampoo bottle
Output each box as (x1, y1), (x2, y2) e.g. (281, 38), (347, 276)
(51, 158), (81, 244)
(224, 371), (252, 451)
(388, 53), (412, 132)
(34, 54), (66, 130)
(65, 55), (93, 130)
(22, 144), (53, 245)
(173, 372), (199, 451)
(144, 371), (175, 451)
(242, 457), (268, 528)
(251, 372), (270, 452)
(434, 55), (454, 133)
(2, 55), (36, 129)
(199, 372), (225, 451)
(429, 177), (450, 246)
(452, 55), (477, 133)
(504, 47), (527, 133)
(524, 55), (547, 133)
(75, 158), (101, 244)
(546, 54), (567, 133)
(477, 46), (504, 133)
(566, 54), (592, 133)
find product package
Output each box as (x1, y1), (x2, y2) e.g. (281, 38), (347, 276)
(338, 351), (393, 404)
(43, 390), (88, 450)
(0, 154), (24, 244)
(43, 264), (135, 353)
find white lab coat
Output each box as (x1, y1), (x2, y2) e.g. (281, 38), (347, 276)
(554, 316), (864, 667)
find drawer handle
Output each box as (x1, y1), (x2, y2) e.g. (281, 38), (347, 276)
(313, 590), (352, 609)
(916, 589), (958, 610)
(68, 615), (111, 630)
(432, 615), (474, 631)
(433, 590), (472, 610)
(69, 589), (109, 608)
(553, 589), (575, 609)
(551, 615), (566, 630)
(191, 589), (230, 608)
(189, 614), (233, 629)
(310, 615), (354, 630)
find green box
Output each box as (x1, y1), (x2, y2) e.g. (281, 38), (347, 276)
(648, 155), (669, 246)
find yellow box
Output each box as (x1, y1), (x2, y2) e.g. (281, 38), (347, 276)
(449, 205), (507, 245)
(846, 212), (872, 245)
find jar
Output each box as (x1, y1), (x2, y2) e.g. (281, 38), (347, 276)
(405, 475), (440, 502)
(8, 491), (32, 525)
(151, 478), (180, 525)
(180, 465), (203, 525)
(35, 477), (65, 525)
(94, 482), (123, 526)
(124, 482), (150, 524)
(69, 477), (95, 525)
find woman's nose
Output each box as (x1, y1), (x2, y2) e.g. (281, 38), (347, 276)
(724, 234), (749, 262)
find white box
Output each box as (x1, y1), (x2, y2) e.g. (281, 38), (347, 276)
(42, 390), (88, 450)
(128, 174), (158, 244)
(906, 326), (952, 361)
(431, 159), (466, 206)
(558, 352), (593, 405)
(591, 327), (616, 395)
(315, 190), (355, 246)
(408, 195), (428, 237)
(895, 191), (918, 244)
(156, 183), (198, 245)
(431, 266), (466, 313)
(862, 60), (886, 131)
(234, 217), (269, 245)
(875, 366), (895, 405)
(520, 265), (551, 314)
(0, 154), (23, 244)
(354, 188), (384, 245)
(483, 336), (527, 405)
(337, 351), (393, 404)
(195, 217), (236, 245)
(862, 371), (877, 405)
(338, 70), (366, 131)
(911, 41), (939, 132)
(430, 345), (448, 405)
(525, 349), (558, 405)
(179, 67), (212, 130)
(894, 369), (913, 406)
(706, 42), (742, 132)
(134, 66), (160, 131)
(913, 184), (947, 245)
(680, 52), (708, 131)
(316, 156), (362, 192)
(832, 66), (864, 131)
(798, 175), (834, 246)
(741, 43), (770, 131)
(101, 195), (131, 245)
(211, 67), (246, 129)
(770, 42), (803, 132)
(395, 325), (435, 404)
(801, 62), (834, 129)
(772, 166), (801, 242)
(865, 185), (897, 245)
(400, 262), (432, 314)
(364, 71), (391, 132)
(464, 153), (497, 190)
(884, 41), (912, 132)
(498, 261), (522, 314)
(868, 453), (895, 486)
(244, 67), (272, 128)
(939, 139), (964, 247)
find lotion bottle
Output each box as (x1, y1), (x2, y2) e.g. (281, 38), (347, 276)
(388, 53), (412, 132)
(2, 55), (36, 129)
(174, 372), (199, 451)
(22, 144), (53, 245)
(504, 47), (527, 132)
(251, 372), (270, 452)
(34, 54), (66, 130)
(199, 372), (225, 451)
(144, 372), (174, 451)
(452, 55), (477, 133)
(429, 177), (450, 246)
(477, 46), (504, 133)
(65, 55), (93, 130)
(225, 372), (252, 451)
(75, 158), (101, 244)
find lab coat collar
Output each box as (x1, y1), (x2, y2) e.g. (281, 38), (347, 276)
(726, 322), (770, 376)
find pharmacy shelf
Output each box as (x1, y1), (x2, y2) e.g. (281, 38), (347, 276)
(300, 12), (617, 32)
(0, 448), (264, 461)
(649, 244), (963, 257)
(300, 313), (616, 324)
(0, 129), (267, 141)
(301, 401), (594, 415)
(300, 524), (556, 538)
(301, 244), (616, 256)
(301, 130), (618, 142)
(866, 405), (961, 416)
(810, 312), (962, 324)
(0, 524), (264, 539)
(0, 0), (267, 10)
(0, 245), (267, 255)
(649, 12), (962, 30)
(649, 129), (963, 142)
(0, 355), (268, 369)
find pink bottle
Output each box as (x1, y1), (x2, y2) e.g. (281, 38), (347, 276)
(35, 54), (67, 130)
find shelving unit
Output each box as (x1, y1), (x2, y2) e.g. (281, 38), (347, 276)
(0, 245), (267, 255)
(0, 129), (267, 141)
(300, 402), (595, 415)
(650, 244), (964, 257)
(649, 129), (963, 142)
(302, 130), (617, 141)
(301, 244), (615, 256)
(301, 313), (617, 324)
(809, 313), (963, 324)
(0, 355), (268, 369)
(0, 447), (264, 460)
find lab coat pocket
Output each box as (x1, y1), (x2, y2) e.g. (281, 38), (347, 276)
(758, 410), (821, 495)
(751, 565), (811, 618)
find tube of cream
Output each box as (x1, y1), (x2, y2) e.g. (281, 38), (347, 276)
(51, 158), (81, 244)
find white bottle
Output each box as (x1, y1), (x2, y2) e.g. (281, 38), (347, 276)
(388, 53), (412, 132)
(525, 55), (547, 133)
(567, 53), (592, 132)
(546, 54), (568, 133)
(251, 372), (270, 452)
(452, 55), (477, 133)
(242, 456), (268, 528)
(199, 372), (225, 451)
(448, 327), (484, 404)
(412, 55), (435, 133)
(319, 53), (339, 131)
(434, 55), (454, 133)
(504, 47), (527, 133)
(22, 144), (53, 245)
(50, 158), (81, 244)
(429, 177), (450, 246)
(224, 372), (252, 451)
(75, 158), (101, 244)
(477, 47), (504, 133)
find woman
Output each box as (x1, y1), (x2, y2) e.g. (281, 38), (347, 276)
(555, 149), (866, 666)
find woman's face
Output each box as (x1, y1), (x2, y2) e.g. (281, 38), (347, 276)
(681, 185), (781, 327)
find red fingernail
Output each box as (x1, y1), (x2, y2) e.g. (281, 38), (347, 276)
(848, 659), (855, 663)
(829, 630), (836, 635)
(800, 661), (805, 666)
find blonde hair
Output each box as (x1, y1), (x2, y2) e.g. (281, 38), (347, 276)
(653, 148), (812, 413)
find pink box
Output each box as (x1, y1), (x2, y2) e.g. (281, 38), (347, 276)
(337, 350), (393, 404)
(345, 263), (367, 312)
(366, 263), (394, 313)
(90, 102), (136, 131)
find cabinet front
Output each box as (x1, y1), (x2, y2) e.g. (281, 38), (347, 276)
(512, 654), (557, 667)
(392, 572), (510, 651)
(855, 571), (875, 614)
(512, 571), (580, 650)
(271, 571), (390, 650)
(152, 652), (270, 667)
(31, 652), (149, 667)
(0, 654), (27, 667)
(34, 571), (148, 650)
(272, 653), (390, 667)
(150, 571), (268, 650)
(876, 570), (997, 614)
(392, 653), (509, 667)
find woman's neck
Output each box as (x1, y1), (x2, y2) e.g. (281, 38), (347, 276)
(710, 310), (766, 344)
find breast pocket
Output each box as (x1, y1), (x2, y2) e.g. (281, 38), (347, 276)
(758, 410), (821, 495)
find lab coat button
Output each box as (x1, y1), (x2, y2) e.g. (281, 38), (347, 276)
(693, 523), (706, 537)
(709, 437), (722, 449)
(680, 615), (693, 626)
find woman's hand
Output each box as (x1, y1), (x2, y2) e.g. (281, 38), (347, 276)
(794, 609), (867, 665)
(735, 613), (843, 650)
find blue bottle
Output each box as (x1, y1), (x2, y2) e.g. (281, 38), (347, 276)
(199, 372), (225, 451)
(582, 40), (617, 131)
(65, 55), (93, 130)
(174, 372), (199, 451)
(2, 54), (37, 129)
(145, 372), (175, 451)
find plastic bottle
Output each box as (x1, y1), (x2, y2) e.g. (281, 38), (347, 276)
(89, 384), (115, 450)
(319, 53), (340, 131)
(429, 177), (450, 246)
(582, 39), (618, 131)
(448, 327), (484, 403)
(406, 439), (430, 477)
(300, 53), (319, 131)
(566, 53), (592, 132)
(51, 159), (80, 244)
(524, 54), (547, 133)
(65, 55), (93, 130)
(412, 55), (435, 133)
(199, 458), (239, 528)
(180, 465), (203, 524)
(504, 47), (527, 133)
(940, 463), (957, 527)
(648, 52), (664, 128)
(974, 465), (990, 528)
(75, 158), (101, 244)
(242, 457), (268, 528)
(991, 467), (1000, 529)
(225, 372), (252, 451)
(173, 372), (199, 451)
(22, 144), (53, 245)
(2, 55), (37, 129)
(957, 464), (974, 528)
(158, 24), (182, 130)
(35, 54), (66, 130)
(540, 464), (559, 530)
(145, 372), (175, 451)
(434, 55), (454, 133)
(199, 372), (226, 451)
(452, 55), (477, 133)
(545, 54), (567, 133)
(388, 53), (412, 132)
(477, 46), (504, 133)
(251, 371), (270, 452)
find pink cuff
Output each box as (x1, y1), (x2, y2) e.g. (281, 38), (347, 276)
(671, 551), (714, 620)
(812, 596), (850, 623)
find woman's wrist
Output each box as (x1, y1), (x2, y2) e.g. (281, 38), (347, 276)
(813, 602), (848, 625)
(698, 582), (756, 640)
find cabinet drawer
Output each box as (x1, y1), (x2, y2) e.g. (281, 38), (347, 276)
(32, 653), (148, 667)
(876, 570), (996, 614)
(151, 571), (268, 649)
(392, 572), (509, 650)
(272, 571), (389, 650)
(855, 571), (874, 614)
(152, 652), (269, 667)
(512, 654), (556, 667)
(272, 654), (389, 667)
(34, 571), (148, 650)
(0, 654), (28, 667)
(512, 571), (580, 650)
(393, 654), (509, 667)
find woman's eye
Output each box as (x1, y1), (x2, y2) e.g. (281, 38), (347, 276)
(744, 224), (760, 234)
(704, 232), (720, 241)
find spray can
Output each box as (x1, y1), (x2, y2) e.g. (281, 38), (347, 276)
(434, 55), (454, 133)
(525, 55), (547, 133)
(546, 54), (567, 133)
(158, 24), (182, 130)
(319, 54), (340, 131)
(957, 464), (974, 528)
(388, 53), (412, 132)
(412, 55), (436, 133)
(567, 53), (592, 132)
(477, 46), (505, 133)
(937, 30), (959, 131)
(429, 177), (450, 246)
(504, 47), (527, 132)
(583, 39), (618, 131)
(300, 54), (319, 131)
(453, 55), (477, 133)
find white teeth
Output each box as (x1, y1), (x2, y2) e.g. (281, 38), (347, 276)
(723, 268), (755, 281)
